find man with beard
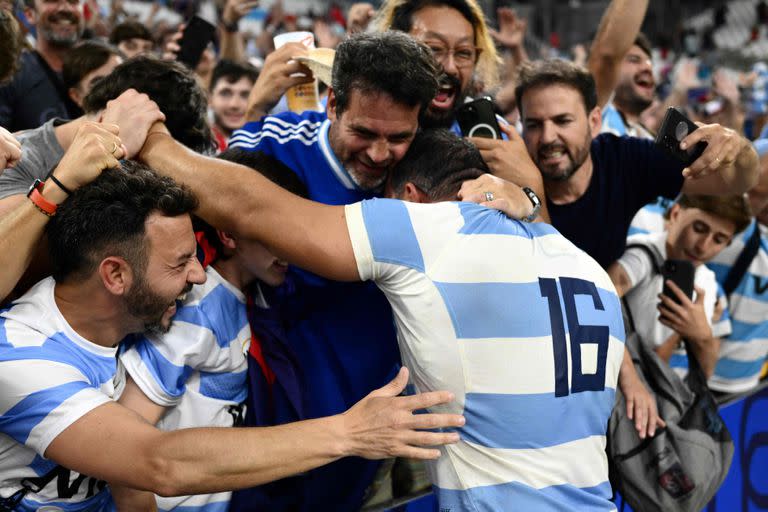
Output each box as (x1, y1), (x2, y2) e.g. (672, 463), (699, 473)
(0, 128), (463, 510)
(226, 31), (442, 510)
(209, 60), (258, 152)
(0, 0), (83, 130)
(512, 59), (758, 270)
(587, 0), (655, 139)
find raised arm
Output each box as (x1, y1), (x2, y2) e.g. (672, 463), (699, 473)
(587, 0), (649, 108)
(46, 367), (463, 496)
(139, 125), (358, 281)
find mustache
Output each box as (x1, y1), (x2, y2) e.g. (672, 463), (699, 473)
(537, 142), (568, 157)
(48, 11), (80, 23)
(438, 73), (461, 91)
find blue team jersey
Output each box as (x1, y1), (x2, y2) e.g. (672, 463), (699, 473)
(346, 200), (623, 511)
(0, 278), (116, 511)
(228, 111), (400, 511)
(708, 221), (768, 392)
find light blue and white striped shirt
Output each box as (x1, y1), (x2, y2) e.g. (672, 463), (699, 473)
(118, 266), (251, 512)
(0, 278), (116, 511)
(346, 199), (624, 511)
(708, 220), (768, 393)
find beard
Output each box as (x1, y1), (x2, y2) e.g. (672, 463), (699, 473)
(38, 11), (83, 48)
(614, 80), (653, 116)
(420, 73), (470, 130)
(346, 164), (387, 191)
(125, 273), (191, 336)
(535, 131), (592, 183)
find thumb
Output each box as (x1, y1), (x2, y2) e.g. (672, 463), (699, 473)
(499, 122), (518, 140)
(370, 367), (409, 398)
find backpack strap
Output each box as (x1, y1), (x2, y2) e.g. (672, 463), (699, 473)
(722, 221), (762, 297)
(624, 243), (664, 275)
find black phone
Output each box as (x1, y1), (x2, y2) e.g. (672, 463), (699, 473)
(176, 16), (216, 69)
(456, 97), (502, 139)
(661, 259), (695, 305)
(655, 107), (707, 166)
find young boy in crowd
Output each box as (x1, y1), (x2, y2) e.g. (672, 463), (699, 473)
(114, 149), (306, 511)
(608, 195), (751, 380)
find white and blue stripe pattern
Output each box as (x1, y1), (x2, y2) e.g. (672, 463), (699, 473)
(119, 267), (250, 512)
(601, 102), (654, 140)
(346, 199), (623, 511)
(0, 278), (116, 510)
(707, 221), (768, 393)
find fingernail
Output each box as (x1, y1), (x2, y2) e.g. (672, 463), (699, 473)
(680, 142), (688, 149)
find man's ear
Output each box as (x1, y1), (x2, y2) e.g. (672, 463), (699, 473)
(403, 182), (430, 203)
(68, 88), (82, 107)
(588, 106), (602, 138)
(98, 257), (133, 297)
(667, 203), (681, 224)
(326, 88), (337, 122)
(216, 230), (237, 251)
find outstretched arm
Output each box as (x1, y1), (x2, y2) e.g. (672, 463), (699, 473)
(138, 125), (359, 281)
(46, 368), (462, 497)
(587, 0), (649, 108)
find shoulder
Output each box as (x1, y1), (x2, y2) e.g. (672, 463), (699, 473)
(229, 111), (326, 151)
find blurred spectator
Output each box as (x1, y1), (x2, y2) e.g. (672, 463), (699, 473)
(0, 0), (84, 130)
(62, 39), (122, 110)
(109, 19), (154, 58)
(0, 9), (22, 84)
(609, 194), (751, 379)
(209, 59), (258, 151)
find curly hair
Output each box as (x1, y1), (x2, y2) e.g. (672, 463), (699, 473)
(332, 31), (439, 116)
(82, 56), (214, 154)
(48, 161), (198, 283)
(0, 10), (21, 84)
(374, 0), (501, 89)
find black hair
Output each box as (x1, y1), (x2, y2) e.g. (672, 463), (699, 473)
(389, 0), (476, 35)
(48, 161), (198, 283)
(194, 149), (308, 259)
(389, 129), (488, 201)
(634, 32), (652, 60)
(63, 40), (121, 90)
(332, 31), (439, 116)
(210, 59), (258, 92)
(109, 20), (153, 46)
(0, 10), (21, 84)
(515, 59), (598, 116)
(82, 56), (214, 154)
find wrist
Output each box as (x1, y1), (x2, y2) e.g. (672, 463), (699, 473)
(328, 413), (354, 458)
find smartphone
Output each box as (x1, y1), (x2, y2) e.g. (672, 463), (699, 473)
(661, 259), (695, 305)
(456, 97), (502, 139)
(176, 16), (216, 70)
(655, 107), (707, 166)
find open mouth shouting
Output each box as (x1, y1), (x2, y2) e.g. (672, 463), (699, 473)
(431, 74), (462, 110)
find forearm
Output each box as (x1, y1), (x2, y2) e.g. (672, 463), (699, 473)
(219, 27), (245, 62)
(142, 416), (347, 496)
(618, 347), (639, 389)
(723, 140), (760, 193)
(491, 160), (550, 223)
(588, 0), (649, 107)
(0, 180), (66, 301)
(139, 131), (357, 280)
(687, 336), (720, 379)
(655, 332), (680, 363)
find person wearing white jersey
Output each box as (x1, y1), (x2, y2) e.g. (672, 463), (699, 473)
(0, 138), (464, 510)
(138, 126), (628, 511)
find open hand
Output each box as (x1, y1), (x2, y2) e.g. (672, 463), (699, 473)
(101, 89), (166, 158)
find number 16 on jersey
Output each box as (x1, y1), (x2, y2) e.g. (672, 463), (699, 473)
(539, 277), (610, 398)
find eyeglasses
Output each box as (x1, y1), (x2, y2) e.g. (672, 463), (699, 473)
(424, 42), (481, 68)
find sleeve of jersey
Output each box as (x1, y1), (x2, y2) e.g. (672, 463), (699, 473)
(119, 319), (211, 407)
(345, 199), (427, 282)
(617, 247), (653, 288)
(227, 120), (267, 151)
(0, 359), (111, 456)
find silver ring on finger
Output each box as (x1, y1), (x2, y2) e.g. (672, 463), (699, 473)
(484, 191), (494, 202)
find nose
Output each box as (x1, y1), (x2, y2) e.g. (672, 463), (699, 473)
(693, 234), (714, 256)
(540, 121), (557, 144)
(188, 258), (207, 285)
(366, 139), (390, 165)
(439, 52), (460, 78)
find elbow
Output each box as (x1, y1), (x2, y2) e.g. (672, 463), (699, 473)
(140, 450), (186, 497)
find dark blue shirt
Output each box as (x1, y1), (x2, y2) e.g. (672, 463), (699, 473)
(548, 134), (686, 269)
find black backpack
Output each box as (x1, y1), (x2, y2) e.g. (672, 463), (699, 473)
(607, 243), (734, 512)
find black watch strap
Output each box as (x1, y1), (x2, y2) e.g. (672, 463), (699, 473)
(521, 187), (541, 222)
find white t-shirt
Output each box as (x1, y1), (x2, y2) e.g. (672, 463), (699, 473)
(619, 232), (723, 378)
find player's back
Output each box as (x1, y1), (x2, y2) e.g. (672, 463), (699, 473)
(346, 200), (624, 511)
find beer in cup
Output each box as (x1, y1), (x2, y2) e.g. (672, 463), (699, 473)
(273, 31), (321, 113)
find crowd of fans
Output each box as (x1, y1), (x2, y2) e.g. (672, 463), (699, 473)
(0, 0), (766, 510)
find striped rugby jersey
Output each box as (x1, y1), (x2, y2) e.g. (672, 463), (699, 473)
(118, 266), (253, 512)
(0, 278), (116, 511)
(707, 220), (768, 393)
(346, 199), (624, 511)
